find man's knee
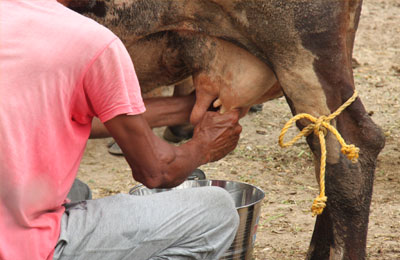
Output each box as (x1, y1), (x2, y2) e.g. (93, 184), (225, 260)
(195, 187), (239, 230)
(67, 179), (92, 203)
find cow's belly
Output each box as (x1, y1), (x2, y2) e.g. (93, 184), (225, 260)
(124, 32), (193, 94)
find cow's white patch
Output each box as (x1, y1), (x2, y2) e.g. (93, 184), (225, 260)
(275, 43), (341, 164)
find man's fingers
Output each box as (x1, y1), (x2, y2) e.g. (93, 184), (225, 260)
(203, 110), (240, 125)
(190, 90), (217, 125)
(233, 124), (242, 135)
(220, 110), (240, 123)
(194, 106), (242, 163)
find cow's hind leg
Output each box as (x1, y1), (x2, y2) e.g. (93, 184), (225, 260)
(274, 46), (384, 259)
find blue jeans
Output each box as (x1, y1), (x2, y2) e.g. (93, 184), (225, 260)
(54, 186), (239, 260)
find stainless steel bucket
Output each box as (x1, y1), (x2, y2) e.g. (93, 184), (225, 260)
(129, 179), (265, 260)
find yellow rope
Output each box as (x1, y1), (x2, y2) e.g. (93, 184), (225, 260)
(278, 91), (359, 216)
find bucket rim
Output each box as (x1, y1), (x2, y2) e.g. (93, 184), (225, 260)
(129, 179), (265, 209)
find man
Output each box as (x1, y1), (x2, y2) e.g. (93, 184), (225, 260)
(0, 0), (242, 259)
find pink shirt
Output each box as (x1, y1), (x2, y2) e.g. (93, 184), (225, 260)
(0, 1), (145, 259)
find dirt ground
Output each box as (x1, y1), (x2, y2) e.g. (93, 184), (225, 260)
(77, 1), (400, 259)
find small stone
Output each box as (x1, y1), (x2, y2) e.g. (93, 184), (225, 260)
(391, 65), (400, 74)
(256, 130), (267, 135)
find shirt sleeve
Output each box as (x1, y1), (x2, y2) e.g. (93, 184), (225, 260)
(82, 38), (146, 123)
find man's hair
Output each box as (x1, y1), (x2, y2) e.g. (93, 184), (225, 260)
(68, 0), (107, 18)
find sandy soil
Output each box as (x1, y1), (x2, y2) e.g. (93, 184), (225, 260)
(77, 1), (400, 259)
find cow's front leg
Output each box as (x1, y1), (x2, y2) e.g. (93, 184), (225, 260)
(307, 94), (384, 260)
(275, 53), (385, 259)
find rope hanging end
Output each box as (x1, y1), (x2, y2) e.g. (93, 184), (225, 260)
(311, 195), (327, 217)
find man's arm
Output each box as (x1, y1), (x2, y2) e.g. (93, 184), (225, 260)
(89, 94), (195, 138)
(104, 110), (241, 189)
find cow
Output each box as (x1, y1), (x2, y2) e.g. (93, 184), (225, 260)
(69, 1), (385, 259)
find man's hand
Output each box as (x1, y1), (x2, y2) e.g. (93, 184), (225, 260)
(193, 110), (242, 163)
(104, 109), (241, 189)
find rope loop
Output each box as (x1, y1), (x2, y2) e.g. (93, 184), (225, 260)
(278, 91), (359, 216)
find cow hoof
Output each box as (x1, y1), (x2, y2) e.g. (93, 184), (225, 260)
(163, 125), (194, 143)
(108, 141), (123, 156)
(249, 104), (263, 113)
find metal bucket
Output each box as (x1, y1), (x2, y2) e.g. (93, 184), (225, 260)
(129, 179), (265, 260)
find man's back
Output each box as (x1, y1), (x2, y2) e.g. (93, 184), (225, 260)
(0, 1), (126, 259)
(0, 1), (243, 260)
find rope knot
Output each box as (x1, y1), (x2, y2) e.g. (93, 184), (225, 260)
(314, 116), (328, 136)
(278, 91), (359, 216)
(341, 144), (360, 162)
(311, 195), (327, 217)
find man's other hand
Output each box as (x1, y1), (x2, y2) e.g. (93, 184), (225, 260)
(193, 110), (242, 163)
